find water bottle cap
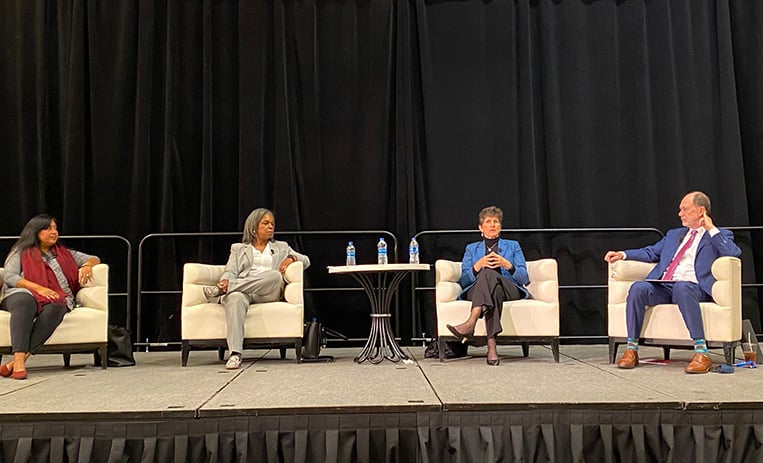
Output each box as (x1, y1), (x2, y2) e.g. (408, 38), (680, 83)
(312, 317), (317, 321)
(380, 237), (385, 241)
(348, 241), (353, 245)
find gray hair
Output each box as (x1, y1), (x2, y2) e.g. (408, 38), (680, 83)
(478, 206), (503, 224)
(690, 191), (711, 215)
(242, 208), (274, 243)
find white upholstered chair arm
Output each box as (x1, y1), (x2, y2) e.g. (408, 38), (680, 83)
(182, 263), (225, 307)
(283, 261), (304, 304)
(75, 263), (109, 311)
(435, 260), (462, 303)
(525, 259), (559, 303)
(607, 260), (656, 305)
(710, 256), (741, 308)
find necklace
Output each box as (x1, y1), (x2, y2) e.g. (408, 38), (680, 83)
(485, 240), (499, 254)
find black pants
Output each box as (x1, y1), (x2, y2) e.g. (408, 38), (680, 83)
(0, 293), (67, 354)
(466, 270), (522, 338)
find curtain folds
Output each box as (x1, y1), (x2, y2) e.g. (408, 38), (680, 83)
(0, 0), (761, 340)
(2, 411), (763, 462)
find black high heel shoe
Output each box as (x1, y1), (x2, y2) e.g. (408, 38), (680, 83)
(446, 324), (474, 344)
(486, 357), (500, 366)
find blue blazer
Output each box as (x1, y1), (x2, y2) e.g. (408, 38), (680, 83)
(625, 227), (741, 296)
(459, 238), (530, 300)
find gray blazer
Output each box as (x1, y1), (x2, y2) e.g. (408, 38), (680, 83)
(220, 240), (310, 282)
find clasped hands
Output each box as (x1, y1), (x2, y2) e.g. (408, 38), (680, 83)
(475, 252), (512, 271)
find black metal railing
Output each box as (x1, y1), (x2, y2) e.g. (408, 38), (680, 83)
(409, 227), (665, 343)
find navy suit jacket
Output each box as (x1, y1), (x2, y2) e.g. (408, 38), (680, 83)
(459, 238), (530, 299)
(625, 227), (741, 296)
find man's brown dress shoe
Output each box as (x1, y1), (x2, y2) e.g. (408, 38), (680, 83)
(617, 349), (639, 369)
(685, 352), (712, 374)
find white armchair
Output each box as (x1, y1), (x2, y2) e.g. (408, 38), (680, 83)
(607, 256), (741, 365)
(435, 259), (560, 362)
(181, 261), (305, 365)
(0, 264), (109, 368)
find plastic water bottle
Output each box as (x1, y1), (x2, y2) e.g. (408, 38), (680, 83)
(377, 237), (388, 264)
(346, 241), (356, 266)
(409, 237), (420, 264)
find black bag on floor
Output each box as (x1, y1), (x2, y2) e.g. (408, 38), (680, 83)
(302, 318), (323, 359)
(95, 325), (136, 367)
(424, 338), (468, 359)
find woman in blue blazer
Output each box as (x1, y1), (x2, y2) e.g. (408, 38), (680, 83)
(446, 206), (529, 365)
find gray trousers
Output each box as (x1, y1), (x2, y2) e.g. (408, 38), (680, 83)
(221, 270), (284, 354)
(0, 292), (67, 354)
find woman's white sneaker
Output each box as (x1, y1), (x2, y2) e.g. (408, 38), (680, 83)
(202, 285), (221, 300)
(225, 353), (242, 369)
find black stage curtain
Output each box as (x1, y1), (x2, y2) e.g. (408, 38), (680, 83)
(2, 410), (763, 462)
(1, 1), (761, 342)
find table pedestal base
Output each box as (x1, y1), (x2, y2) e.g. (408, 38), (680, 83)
(356, 313), (408, 364)
(328, 264), (430, 365)
(350, 271), (410, 364)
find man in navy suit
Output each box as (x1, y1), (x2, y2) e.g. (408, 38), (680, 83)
(604, 191), (741, 373)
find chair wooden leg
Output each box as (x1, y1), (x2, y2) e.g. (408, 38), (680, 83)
(608, 338), (617, 364)
(218, 347), (226, 361)
(438, 339), (446, 362)
(295, 338), (302, 364)
(63, 353), (71, 368)
(723, 342), (736, 366)
(181, 341), (190, 367)
(98, 344), (108, 369)
(551, 338), (560, 363)
(521, 342), (530, 358)
(662, 346), (671, 360)
(279, 347), (287, 360)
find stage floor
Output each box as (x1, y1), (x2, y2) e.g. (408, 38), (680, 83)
(0, 343), (760, 421)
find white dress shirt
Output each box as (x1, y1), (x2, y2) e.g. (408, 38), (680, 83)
(249, 242), (274, 274)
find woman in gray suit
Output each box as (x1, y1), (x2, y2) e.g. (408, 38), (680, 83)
(203, 208), (310, 369)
